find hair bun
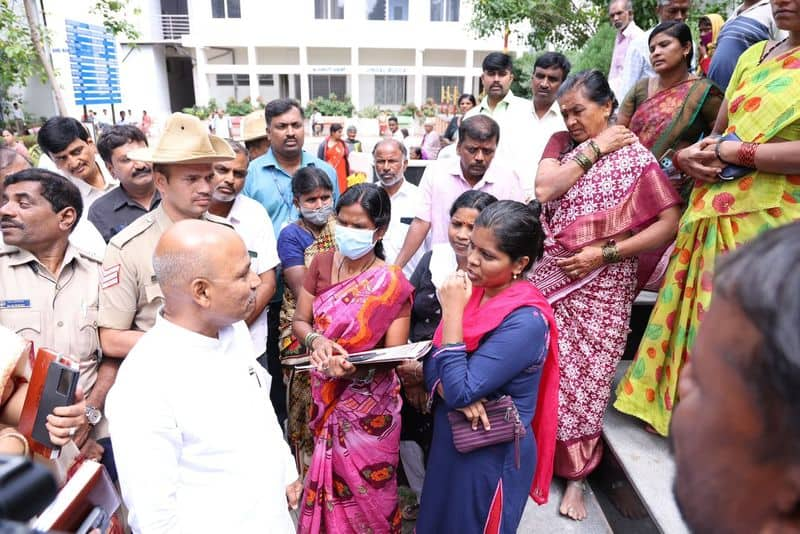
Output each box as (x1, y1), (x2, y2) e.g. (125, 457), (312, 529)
(527, 199), (542, 219)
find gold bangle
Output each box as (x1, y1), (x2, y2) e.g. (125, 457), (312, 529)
(601, 242), (622, 264)
(588, 140), (602, 159)
(573, 153), (593, 172)
(0, 431), (30, 457)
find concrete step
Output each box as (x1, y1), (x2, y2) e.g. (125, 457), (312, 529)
(602, 363), (689, 534)
(518, 479), (613, 533)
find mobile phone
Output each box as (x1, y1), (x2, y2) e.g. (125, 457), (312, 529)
(659, 149), (680, 179)
(31, 360), (80, 448)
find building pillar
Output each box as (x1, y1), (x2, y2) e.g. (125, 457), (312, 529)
(464, 48), (473, 94)
(299, 46), (310, 105)
(247, 45), (259, 102)
(414, 48), (423, 107)
(350, 47), (360, 111)
(194, 46), (210, 106)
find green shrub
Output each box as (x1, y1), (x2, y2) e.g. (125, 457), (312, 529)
(421, 98), (438, 117)
(358, 105), (382, 118)
(305, 94), (355, 117)
(398, 103), (418, 117)
(226, 97), (255, 116)
(568, 22), (616, 75)
(181, 105), (211, 120)
(182, 98), (218, 120)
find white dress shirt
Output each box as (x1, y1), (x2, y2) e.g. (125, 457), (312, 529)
(527, 100), (567, 198)
(464, 91), (540, 197)
(107, 315), (297, 534)
(382, 179), (429, 279)
(225, 194), (280, 356)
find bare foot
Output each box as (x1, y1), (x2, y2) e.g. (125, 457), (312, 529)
(559, 479), (587, 521)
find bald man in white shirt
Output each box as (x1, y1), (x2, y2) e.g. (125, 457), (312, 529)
(107, 220), (300, 533)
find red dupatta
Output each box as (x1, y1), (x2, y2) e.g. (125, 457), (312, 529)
(433, 281), (560, 505)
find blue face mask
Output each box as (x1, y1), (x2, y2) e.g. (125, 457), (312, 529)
(334, 223), (376, 260)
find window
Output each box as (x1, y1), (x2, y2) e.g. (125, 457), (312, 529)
(310, 75), (347, 100)
(430, 0), (459, 21)
(211, 0), (240, 18)
(367, 0), (408, 20)
(426, 76), (462, 101)
(315, 0), (344, 19)
(375, 75), (407, 105)
(258, 74), (275, 86)
(216, 74), (249, 86)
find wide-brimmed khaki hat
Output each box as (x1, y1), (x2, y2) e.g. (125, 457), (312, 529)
(238, 110), (268, 142)
(128, 112), (235, 163)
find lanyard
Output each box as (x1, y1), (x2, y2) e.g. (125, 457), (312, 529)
(271, 170), (295, 213)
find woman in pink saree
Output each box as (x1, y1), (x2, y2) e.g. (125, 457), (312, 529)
(529, 70), (681, 521)
(293, 183), (414, 533)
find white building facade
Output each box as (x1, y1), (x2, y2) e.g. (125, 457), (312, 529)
(23, 0), (529, 121)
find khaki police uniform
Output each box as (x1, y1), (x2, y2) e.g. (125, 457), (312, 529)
(0, 242), (102, 400)
(98, 205), (232, 333)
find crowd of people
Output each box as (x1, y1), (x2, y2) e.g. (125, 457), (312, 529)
(1, 0), (799, 533)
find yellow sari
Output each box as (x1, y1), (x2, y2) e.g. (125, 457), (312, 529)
(615, 41), (800, 435)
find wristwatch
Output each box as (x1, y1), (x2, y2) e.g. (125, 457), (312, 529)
(85, 405), (103, 426)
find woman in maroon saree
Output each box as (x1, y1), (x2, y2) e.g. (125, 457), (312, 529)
(529, 70), (681, 521)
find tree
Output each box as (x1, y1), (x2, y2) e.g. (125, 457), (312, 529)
(470, 0), (602, 51)
(510, 51), (537, 99)
(567, 22), (616, 75)
(0, 1), (46, 116)
(22, 0), (65, 114)
(0, 0), (140, 116)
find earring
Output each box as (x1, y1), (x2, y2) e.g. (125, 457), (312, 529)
(512, 272), (520, 280)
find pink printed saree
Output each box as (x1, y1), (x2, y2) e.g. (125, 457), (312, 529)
(298, 257), (413, 534)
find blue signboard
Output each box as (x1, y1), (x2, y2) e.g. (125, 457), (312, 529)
(66, 20), (122, 106)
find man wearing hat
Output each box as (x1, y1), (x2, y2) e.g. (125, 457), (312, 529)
(97, 112), (235, 368)
(238, 109), (270, 160)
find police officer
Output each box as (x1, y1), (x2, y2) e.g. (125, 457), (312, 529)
(98, 112), (236, 362)
(0, 168), (105, 459)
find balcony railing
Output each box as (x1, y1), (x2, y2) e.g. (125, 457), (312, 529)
(161, 14), (190, 40)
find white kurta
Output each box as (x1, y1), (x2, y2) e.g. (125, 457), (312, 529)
(107, 314), (297, 534)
